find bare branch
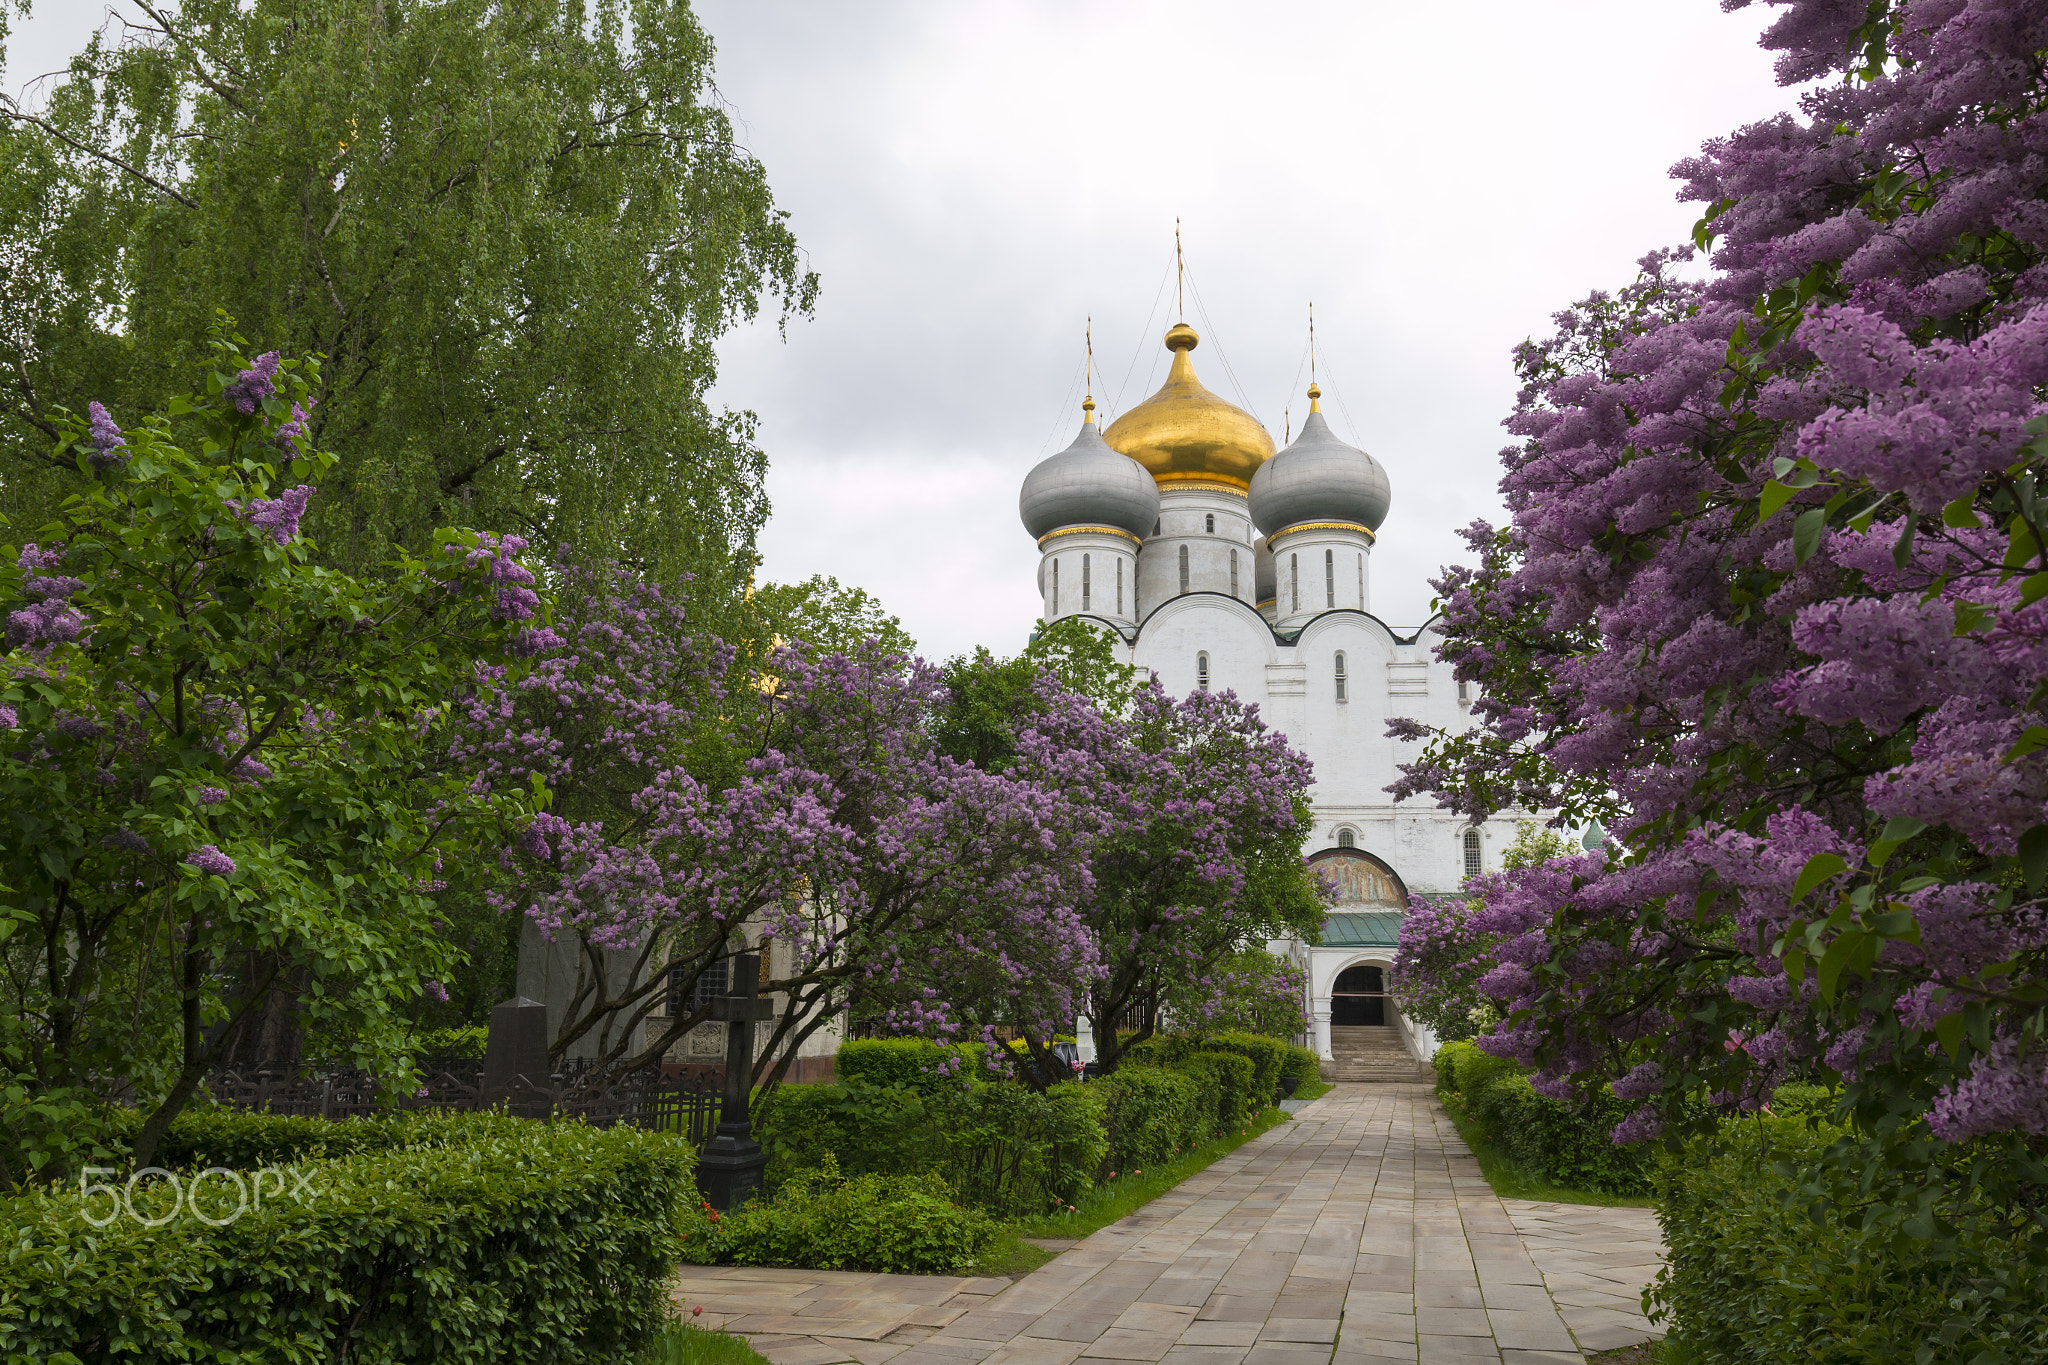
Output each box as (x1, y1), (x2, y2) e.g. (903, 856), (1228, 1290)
(0, 106), (198, 209)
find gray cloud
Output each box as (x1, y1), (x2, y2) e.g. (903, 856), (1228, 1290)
(9, 2), (1801, 662)
(696, 0), (1800, 662)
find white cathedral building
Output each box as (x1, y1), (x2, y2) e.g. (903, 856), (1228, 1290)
(1020, 320), (1493, 1066)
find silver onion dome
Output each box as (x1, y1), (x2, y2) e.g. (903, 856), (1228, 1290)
(1248, 391), (1391, 536)
(1020, 401), (1160, 541)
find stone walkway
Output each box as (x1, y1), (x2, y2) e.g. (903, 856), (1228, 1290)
(675, 1084), (1664, 1365)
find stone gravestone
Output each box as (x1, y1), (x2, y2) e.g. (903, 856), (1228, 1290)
(696, 951), (774, 1211)
(482, 995), (550, 1105)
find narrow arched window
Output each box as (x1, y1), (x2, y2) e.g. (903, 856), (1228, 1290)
(1154, 517), (1162, 537)
(1230, 548), (1240, 599)
(1290, 554), (1299, 612)
(1197, 651), (1210, 691)
(1205, 513), (1215, 533)
(1334, 650), (1348, 703)
(1051, 559), (1059, 615)
(1337, 828), (1355, 849)
(1357, 553), (1365, 608)
(1325, 549), (1336, 609)
(1463, 828), (1482, 878)
(1179, 544), (1190, 594)
(1116, 558), (1124, 615)
(1458, 678), (1470, 702)
(1082, 553), (1091, 611)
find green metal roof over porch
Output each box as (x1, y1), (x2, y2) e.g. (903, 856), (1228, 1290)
(1318, 910), (1403, 948)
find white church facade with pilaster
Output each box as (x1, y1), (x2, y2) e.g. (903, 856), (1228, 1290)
(1021, 320), (1502, 1067)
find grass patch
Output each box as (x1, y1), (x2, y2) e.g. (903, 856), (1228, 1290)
(1012, 1106), (1291, 1242)
(643, 1323), (774, 1365)
(963, 1226), (1061, 1278)
(1289, 1078), (1332, 1103)
(1439, 1092), (1654, 1208)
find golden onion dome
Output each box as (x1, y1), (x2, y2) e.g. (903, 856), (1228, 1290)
(1103, 323), (1274, 489)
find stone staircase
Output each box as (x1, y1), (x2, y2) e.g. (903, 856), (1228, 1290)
(1326, 1025), (1433, 1083)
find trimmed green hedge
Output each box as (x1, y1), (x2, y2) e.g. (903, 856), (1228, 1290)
(98, 1104), (476, 1171)
(754, 1076), (1104, 1218)
(1179, 1051), (1257, 1132)
(1094, 1067), (1208, 1170)
(680, 1156), (996, 1274)
(834, 1037), (962, 1092)
(1433, 1040), (1651, 1195)
(1653, 1118), (2048, 1363)
(1276, 1044), (1321, 1095)
(1208, 1033), (1284, 1101)
(0, 1112), (692, 1364)
(1118, 1034), (1266, 1132)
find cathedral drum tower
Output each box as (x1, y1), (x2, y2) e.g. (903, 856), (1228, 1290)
(1020, 311), (1512, 1072)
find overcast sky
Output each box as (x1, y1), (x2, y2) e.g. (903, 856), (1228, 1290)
(8, 2), (1804, 661)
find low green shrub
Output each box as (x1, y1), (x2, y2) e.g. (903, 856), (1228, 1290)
(1179, 1050), (1256, 1133)
(755, 1077), (946, 1186)
(1095, 1067), (1207, 1170)
(1118, 1034), (1269, 1133)
(1433, 1039), (1649, 1194)
(1434, 1042), (1846, 1200)
(1433, 1038), (1516, 1101)
(1277, 1044), (1321, 1095)
(1432, 1039), (1472, 1096)
(1209, 1033), (1285, 1101)
(1117, 1034), (1199, 1068)
(834, 1037), (963, 1091)
(1763, 1082), (1837, 1122)
(942, 1081), (1105, 1216)
(98, 1102), (531, 1171)
(1652, 1118), (2048, 1363)
(754, 1076), (1101, 1217)
(1466, 1069), (1649, 1195)
(0, 1112), (692, 1363)
(682, 1155), (997, 1274)
(416, 1022), (488, 1061)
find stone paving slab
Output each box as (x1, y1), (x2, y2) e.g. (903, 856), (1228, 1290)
(678, 1085), (1669, 1364)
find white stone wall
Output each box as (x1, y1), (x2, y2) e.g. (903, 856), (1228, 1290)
(1039, 530), (1141, 628)
(1122, 596), (1494, 899)
(1268, 527), (1371, 630)
(1136, 486), (1258, 614)
(1031, 465), (1542, 1054)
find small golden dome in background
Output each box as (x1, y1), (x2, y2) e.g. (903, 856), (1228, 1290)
(1103, 325), (1274, 489)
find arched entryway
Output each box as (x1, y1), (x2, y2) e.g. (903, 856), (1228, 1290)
(1331, 962), (1386, 1025)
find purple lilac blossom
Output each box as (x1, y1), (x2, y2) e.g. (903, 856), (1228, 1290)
(85, 401), (128, 468)
(222, 352), (282, 414)
(186, 845), (235, 877)
(1385, 0), (2048, 1147)
(229, 485), (315, 546)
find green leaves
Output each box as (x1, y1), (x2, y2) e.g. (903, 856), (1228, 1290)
(0, 0), (814, 613)
(2018, 825), (2048, 892)
(1, 345), (539, 1179)
(1792, 851), (1850, 903)
(1867, 816), (1926, 868)
(0, 1112), (694, 1360)
(1793, 507), (1828, 565)
(1760, 480), (1800, 520)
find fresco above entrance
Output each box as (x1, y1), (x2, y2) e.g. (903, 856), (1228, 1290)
(1307, 848), (1407, 907)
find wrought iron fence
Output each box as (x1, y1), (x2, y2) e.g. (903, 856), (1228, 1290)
(202, 1066), (727, 1147)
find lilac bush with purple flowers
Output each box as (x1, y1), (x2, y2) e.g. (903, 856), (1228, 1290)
(1013, 679), (1326, 1075)
(459, 555), (1102, 1090)
(1391, 1), (2048, 1323)
(0, 317), (537, 1181)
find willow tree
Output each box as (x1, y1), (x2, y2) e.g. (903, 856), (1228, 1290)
(0, 0), (814, 610)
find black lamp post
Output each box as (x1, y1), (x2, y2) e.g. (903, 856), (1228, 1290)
(695, 950), (774, 1211)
